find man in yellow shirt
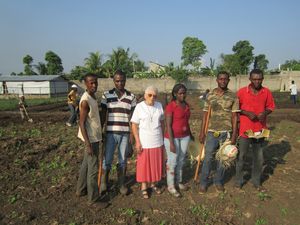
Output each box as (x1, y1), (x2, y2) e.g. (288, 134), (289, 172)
(66, 84), (79, 126)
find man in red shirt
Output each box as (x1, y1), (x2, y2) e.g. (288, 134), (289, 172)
(235, 69), (275, 191)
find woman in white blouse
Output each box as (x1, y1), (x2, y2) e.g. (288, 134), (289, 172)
(131, 86), (165, 199)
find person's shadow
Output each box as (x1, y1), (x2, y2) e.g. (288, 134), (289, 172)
(186, 139), (291, 187)
(261, 140), (291, 182)
(223, 140), (291, 185)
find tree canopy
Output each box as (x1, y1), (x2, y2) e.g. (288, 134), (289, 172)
(253, 54), (269, 72)
(84, 51), (103, 76)
(45, 51), (64, 75)
(22, 55), (36, 75)
(218, 54), (241, 76)
(281, 59), (300, 71)
(232, 40), (254, 74)
(181, 37), (207, 70)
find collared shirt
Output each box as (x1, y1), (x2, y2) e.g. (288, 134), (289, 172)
(237, 84), (275, 138)
(164, 100), (191, 138)
(101, 88), (136, 133)
(204, 88), (240, 132)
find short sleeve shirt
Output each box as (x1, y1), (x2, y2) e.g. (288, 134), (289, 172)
(290, 84), (297, 95)
(204, 89), (240, 132)
(101, 88), (136, 133)
(131, 101), (164, 148)
(238, 84), (275, 138)
(164, 101), (191, 138)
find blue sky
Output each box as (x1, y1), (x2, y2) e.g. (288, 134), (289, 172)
(0, 0), (299, 74)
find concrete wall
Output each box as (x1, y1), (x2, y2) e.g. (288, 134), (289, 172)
(74, 72), (300, 94)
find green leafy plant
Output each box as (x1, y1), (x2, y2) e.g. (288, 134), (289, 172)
(26, 128), (41, 137)
(255, 218), (267, 225)
(119, 208), (137, 217)
(159, 220), (167, 225)
(8, 194), (20, 204)
(280, 207), (288, 216)
(258, 192), (271, 201)
(190, 204), (210, 222)
(0, 128), (4, 137)
(219, 192), (226, 200)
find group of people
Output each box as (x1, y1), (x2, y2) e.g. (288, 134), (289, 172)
(74, 68), (275, 207)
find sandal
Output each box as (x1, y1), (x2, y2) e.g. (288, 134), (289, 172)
(151, 185), (162, 195)
(141, 189), (149, 199)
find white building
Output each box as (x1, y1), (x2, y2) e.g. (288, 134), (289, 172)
(0, 75), (69, 97)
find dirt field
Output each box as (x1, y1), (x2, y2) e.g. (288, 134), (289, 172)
(1, 93), (300, 225)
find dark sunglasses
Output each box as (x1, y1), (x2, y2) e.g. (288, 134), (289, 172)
(147, 93), (157, 98)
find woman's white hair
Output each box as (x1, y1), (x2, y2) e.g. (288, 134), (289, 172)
(144, 86), (158, 94)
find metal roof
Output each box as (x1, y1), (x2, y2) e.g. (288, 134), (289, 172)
(0, 75), (65, 82)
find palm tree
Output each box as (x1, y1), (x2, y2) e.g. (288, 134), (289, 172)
(35, 62), (47, 75)
(84, 51), (103, 76)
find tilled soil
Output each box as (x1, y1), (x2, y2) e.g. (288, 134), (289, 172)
(0, 94), (300, 225)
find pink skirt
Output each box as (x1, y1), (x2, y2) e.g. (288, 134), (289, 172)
(136, 146), (163, 183)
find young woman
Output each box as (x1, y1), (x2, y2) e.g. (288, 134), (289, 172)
(164, 84), (193, 197)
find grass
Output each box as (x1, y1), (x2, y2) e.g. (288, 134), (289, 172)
(0, 96), (66, 111)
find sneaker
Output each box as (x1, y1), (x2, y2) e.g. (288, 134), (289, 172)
(178, 183), (188, 191)
(215, 184), (225, 193)
(168, 187), (181, 198)
(66, 122), (72, 127)
(199, 185), (207, 194)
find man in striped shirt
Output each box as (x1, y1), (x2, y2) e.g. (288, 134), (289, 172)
(100, 70), (136, 195)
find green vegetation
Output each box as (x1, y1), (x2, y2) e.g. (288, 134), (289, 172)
(281, 59), (300, 71)
(181, 36), (207, 71)
(0, 97), (66, 111)
(12, 37), (300, 79)
(280, 207), (288, 216)
(8, 194), (20, 204)
(190, 204), (211, 222)
(258, 192), (271, 201)
(119, 208), (138, 217)
(255, 218), (267, 225)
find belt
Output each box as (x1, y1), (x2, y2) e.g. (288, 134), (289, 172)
(208, 131), (231, 138)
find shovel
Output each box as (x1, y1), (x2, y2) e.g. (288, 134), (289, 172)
(22, 105), (33, 123)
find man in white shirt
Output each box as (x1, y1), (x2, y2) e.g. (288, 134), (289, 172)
(290, 80), (297, 104)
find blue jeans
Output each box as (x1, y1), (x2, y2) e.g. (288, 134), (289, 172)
(235, 137), (265, 186)
(291, 95), (297, 104)
(103, 132), (129, 170)
(200, 132), (227, 187)
(164, 136), (190, 187)
(67, 104), (77, 125)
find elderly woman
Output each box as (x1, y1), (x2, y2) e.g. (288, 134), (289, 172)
(131, 86), (165, 199)
(164, 83), (193, 197)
